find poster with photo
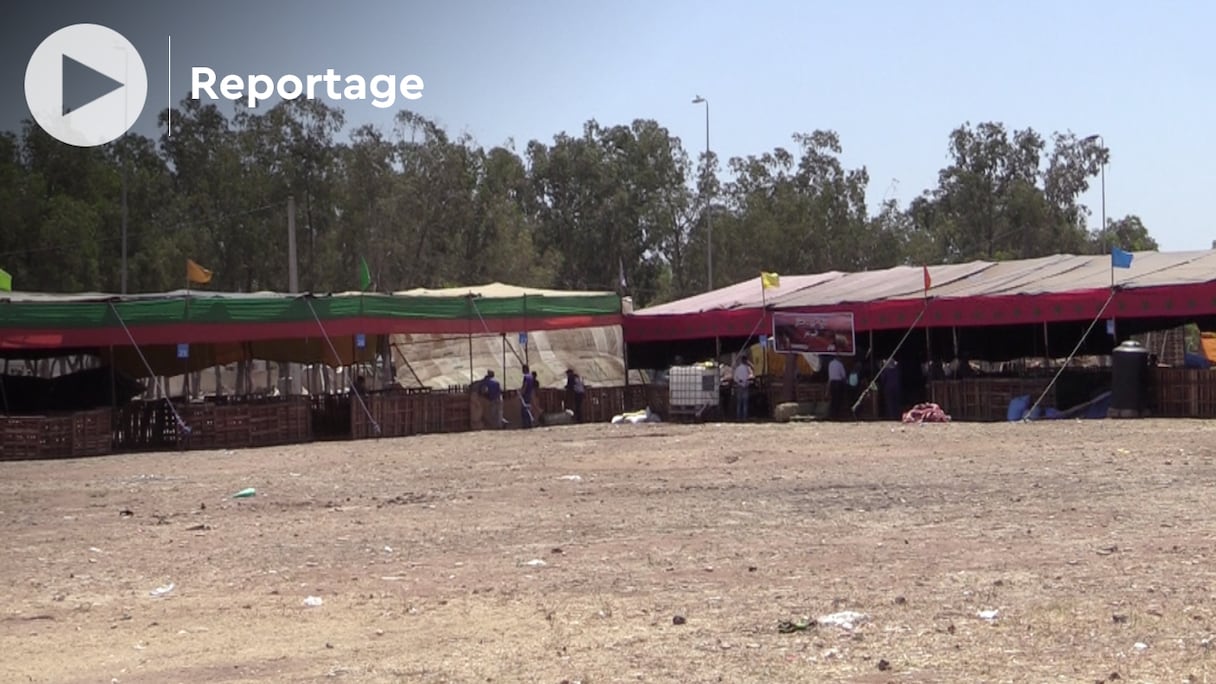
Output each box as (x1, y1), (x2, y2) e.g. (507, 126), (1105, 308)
(771, 311), (856, 356)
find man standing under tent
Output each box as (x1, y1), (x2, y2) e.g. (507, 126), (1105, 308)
(827, 355), (847, 420)
(481, 370), (504, 429)
(733, 355), (753, 420)
(520, 364), (536, 429)
(565, 368), (586, 422)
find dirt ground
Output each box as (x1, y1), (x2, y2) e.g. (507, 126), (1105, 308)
(3, 419), (1216, 683)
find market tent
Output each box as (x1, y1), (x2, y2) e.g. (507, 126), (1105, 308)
(624, 250), (1216, 343)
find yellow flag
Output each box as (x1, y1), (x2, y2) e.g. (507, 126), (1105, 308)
(761, 271), (780, 290)
(186, 258), (213, 285)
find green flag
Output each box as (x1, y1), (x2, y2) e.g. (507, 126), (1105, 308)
(0, 267), (10, 292)
(358, 257), (371, 291)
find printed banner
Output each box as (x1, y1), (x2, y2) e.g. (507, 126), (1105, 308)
(771, 311), (856, 356)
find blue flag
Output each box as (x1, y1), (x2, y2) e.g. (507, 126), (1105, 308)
(1111, 247), (1133, 269)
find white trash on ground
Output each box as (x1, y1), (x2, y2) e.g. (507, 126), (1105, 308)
(611, 407), (662, 425)
(303, 596), (324, 607)
(149, 583), (175, 598)
(817, 611), (869, 630)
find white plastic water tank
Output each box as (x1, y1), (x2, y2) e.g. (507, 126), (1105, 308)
(668, 365), (719, 409)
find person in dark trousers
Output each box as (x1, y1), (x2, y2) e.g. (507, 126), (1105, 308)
(520, 364), (535, 429)
(827, 355), (847, 420)
(565, 368), (585, 422)
(480, 370), (504, 428)
(879, 359), (902, 420)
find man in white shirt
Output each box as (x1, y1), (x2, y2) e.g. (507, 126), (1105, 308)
(733, 356), (752, 421)
(827, 355), (847, 419)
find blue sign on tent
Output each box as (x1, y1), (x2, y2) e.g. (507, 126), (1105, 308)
(758, 334), (768, 348)
(355, 333), (366, 349)
(518, 332), (527, 345)
(176, 343), (189, 359)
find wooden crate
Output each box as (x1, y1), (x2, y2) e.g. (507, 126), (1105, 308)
(350, 389), (472, 439)
(179, 398), (312, 450)
(310, 394), (351, 441)
(1152, 368), (1216, 418)
(929, 378), (1054, 422)
(0, 408), (113, 461)
(112, 401), (178, 452)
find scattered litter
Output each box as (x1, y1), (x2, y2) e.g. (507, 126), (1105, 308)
(818, 611), (869, 630)
(611, 407), (662, 425)
(1097, 545), (1119, 556)
(289, 472), (301, 477)
(149, 583), (175, 598)
(1134, 641), (1148, 651)
(672, 615), (686, 625)
(521, 559), (547, 567)
(88, 547), (103, 553)
(778, 618), (813, 633)
(380, 576), (405, 581)
(557, 475), (582, 482)
(186, 523), (212, 531)
(383, 546), (393, 553)
(232, 488), (256, 499)
(303, 596), (324, 607)
(977, 609), (999, 620)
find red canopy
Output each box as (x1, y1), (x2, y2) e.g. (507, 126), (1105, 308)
(625, 251), (1216, 343)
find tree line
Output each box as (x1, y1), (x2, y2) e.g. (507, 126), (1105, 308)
(0, 98), (1159, 306)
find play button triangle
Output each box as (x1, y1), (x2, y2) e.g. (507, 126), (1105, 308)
(62, 53), (124, 116)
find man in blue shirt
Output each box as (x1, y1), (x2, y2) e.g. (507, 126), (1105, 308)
(520, 364), (535, 429)
(481, 370), (504, 429)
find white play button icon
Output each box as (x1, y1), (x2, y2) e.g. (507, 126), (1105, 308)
(24, 23), (148, 147)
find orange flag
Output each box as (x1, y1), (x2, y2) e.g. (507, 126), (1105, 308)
(923, 265), (931, 294)
(186, 259), (213, 285)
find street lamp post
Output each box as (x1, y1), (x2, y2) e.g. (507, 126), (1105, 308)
(1083, 134), (1106, 254)
(692, 96), (712, 290)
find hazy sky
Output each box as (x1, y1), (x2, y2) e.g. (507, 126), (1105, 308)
(3, 0), (1212, 250)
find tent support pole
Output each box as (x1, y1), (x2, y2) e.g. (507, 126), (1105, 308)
(501, 334), (507, 388)
(623, 337), (630, 387)
(1024, 289), (1117, 422)
(853, 303), (929, 414)
(106, 302), (190, 436)
(304, 297), (380, 436)
(522, 294), (529, 367)
(1, 357), (10, 413)
(467, 295), (475, 385)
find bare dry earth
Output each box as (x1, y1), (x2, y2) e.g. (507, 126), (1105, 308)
(3, 420), (1216, 683)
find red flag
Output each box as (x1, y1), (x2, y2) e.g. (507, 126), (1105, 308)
(923, 265), (931, 293)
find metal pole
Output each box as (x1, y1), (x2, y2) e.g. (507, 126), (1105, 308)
(286, 195), (298, 395)
(1100, 142), (1106, 252)
(705, 99), (712, 290)
(120, 162), (128, 294)
(287, 195), (299, 292)
(693, 96), (713, 290)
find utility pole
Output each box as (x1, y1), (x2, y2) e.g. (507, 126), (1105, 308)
(286, 195), (298, 395)
(120, 162), (128, 294)
(692, 95), (712, 290)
